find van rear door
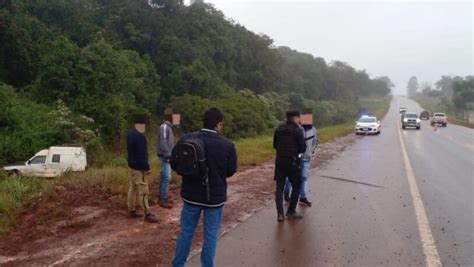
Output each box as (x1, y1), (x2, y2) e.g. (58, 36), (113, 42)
(48, 152), (64, 176)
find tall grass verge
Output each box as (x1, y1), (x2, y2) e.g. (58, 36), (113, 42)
(0, 173), (51, 234)
(235, 135), (274, 167)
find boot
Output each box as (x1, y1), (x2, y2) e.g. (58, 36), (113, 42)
(159, 198), (173, 209)
(277, 214), (285, 222)
(145, 213), (159, 223)
(129, 210), (143, 218)
(299, 198), (312, 207)
(286, 210), (304, 220)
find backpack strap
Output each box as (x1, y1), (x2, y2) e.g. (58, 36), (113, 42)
(201, 134), (211, 202)
(195, 132), (211, 202)
(202, 169), (211, 202)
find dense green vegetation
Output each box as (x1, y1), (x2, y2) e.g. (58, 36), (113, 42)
(0, 84), (62, 164)
(408, 75), (474, 124)
(0, 0), (392, 165)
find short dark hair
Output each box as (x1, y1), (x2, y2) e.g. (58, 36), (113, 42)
(164, 114), (172, 122)
(203, 108), (223, 130)
(286, 110), (300, 119)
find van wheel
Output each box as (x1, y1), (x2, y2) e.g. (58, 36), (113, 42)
(443, 123), (447, 127)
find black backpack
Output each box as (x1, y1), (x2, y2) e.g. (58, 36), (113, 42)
(174, 132), (211, 201)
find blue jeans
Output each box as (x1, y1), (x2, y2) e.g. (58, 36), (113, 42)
(284, 159), (310, 199)
(158, 156), (171, 199)
(172, 203), (224, 267)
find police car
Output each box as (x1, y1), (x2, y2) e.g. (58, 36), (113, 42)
(355, 115), (381, 135)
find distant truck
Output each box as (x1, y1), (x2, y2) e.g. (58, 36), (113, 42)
(420, 110), (430, 120)
(3, 146), (87, 177)
(402, 112), (421, 130)
(431, 113), (448, 127)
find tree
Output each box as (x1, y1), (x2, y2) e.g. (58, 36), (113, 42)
(434, 75), (464, 100)
(407, 76), (419, 97)
(151, 0), (184, 11)
(0, 83), (62, 164)
(420, 82), (432, 93)
(32, 38), (160, 144)
(452, 78), (474, 119)
(376, 76), (395, 90)
(0, 0), (394, 162)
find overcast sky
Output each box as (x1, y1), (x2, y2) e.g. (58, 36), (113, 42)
(201, 1), (473, 94)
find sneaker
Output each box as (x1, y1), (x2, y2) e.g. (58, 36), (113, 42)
(159, 198), (173, 209)
(145, 213), (159, 223)
(129, 210), (143, 218)
(277, 214), (285, 222)
(299, 198), (312, 207)
(286, 211), (304, 220)
(284, 192), (290, 202)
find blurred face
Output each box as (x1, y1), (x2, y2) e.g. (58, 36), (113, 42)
(172, 113), (181, 125)
(300, 114), (313, 125)
(216, 121), (223, 132)
(135, 123), (146, 133)
(291, 116), (301, 125)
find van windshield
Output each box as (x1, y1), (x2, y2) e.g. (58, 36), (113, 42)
(30, 156), (46, 164)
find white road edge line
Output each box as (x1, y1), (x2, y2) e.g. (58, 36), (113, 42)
(396, 111), (442, 267)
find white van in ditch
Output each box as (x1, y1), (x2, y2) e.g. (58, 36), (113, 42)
(3, 146), (87, 177)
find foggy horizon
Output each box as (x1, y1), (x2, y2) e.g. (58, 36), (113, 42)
(204, 1), (473, 95)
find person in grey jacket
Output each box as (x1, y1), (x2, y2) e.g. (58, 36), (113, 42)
(156, 113), (175, 208)
(284, 122), (318, 207)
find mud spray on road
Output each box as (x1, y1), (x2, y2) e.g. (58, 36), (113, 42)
(0, 134), (357, 266)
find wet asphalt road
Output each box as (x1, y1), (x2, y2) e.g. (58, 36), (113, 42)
(189, 97), (473, 267)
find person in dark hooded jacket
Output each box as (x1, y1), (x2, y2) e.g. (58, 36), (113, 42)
(171, 108), (237, 267)
(273, 111), (306, 222)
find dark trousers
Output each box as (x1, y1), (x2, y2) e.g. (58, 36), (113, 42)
(274, 157), (301, 215)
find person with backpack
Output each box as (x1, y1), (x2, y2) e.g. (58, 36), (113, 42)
(126, 114), (159, 223)
(284, 112), (318, 207)
(171, 108), (237, 267)
(156, 112), (175, 209)
(273, 111), (307, 222)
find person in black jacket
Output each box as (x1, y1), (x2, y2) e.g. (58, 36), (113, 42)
(126, 114), (158, 223)
(171, 108), (237, 267)
(273, 111), (307, 222)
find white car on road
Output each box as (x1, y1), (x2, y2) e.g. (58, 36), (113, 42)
(355, 116), (381, 135)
